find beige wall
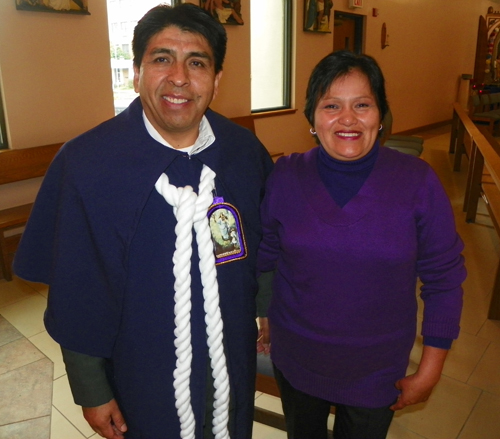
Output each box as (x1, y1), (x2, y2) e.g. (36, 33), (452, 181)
(0, 1), (114, 149)
(214, 0), (500, 158)
(251, 0), (500, 157)
(1, 0), (500, 208)
(0, 0), (115, 209)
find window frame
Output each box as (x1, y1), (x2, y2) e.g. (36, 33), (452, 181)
(0, 86), (8, 150)
(250, 0), (293, 114)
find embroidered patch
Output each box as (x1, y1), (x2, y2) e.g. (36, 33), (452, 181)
(208, 200), (247, 265)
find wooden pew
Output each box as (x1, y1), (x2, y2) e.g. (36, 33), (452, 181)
(451, 102), (500, 319)
(230, 115), (284, 161)
(0, 117), (276, 282)
(231, 116), (336, 433)
(229, 115), (289, 429)
(254, 353), (287, 431)
(0, 143), (63, 280)
(468, 93), (500, 136)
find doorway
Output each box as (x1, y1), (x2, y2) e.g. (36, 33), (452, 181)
(333, 11), (364, 53)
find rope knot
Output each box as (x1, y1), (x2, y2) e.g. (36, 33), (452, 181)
(155, 165), (230, 439)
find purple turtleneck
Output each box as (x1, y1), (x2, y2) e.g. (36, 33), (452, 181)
(316, 142), (452, 350)
(317, 141), (379, 208)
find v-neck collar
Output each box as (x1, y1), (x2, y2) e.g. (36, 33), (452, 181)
(297, 146), (398, 226)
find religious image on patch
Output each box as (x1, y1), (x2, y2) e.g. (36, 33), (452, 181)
(208, 202), (247, 264)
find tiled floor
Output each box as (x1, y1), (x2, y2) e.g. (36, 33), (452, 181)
(2, 125), (500, 438)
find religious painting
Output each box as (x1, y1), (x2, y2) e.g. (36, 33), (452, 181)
(304, 0), (334, 33)
(15, 0), (90, 15)
(201, 0), (244, 25)
(208, 203), (247, 265)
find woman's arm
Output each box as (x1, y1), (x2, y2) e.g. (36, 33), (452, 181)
(390, 345), (448, 411)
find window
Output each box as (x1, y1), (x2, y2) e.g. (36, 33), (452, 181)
(0, 86), (7, 150)
(250, 0), (292, 112)
(107, 0), (176, 114)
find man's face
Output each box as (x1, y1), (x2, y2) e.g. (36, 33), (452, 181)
(134, 26), (222, 148)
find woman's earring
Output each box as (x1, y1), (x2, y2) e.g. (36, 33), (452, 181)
(310, 128), (317, 135)
(379, 124), (383, 131)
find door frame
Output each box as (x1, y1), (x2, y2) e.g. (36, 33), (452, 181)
(333, 11), (364, 54)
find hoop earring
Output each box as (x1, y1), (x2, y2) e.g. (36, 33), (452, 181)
(310, 128), (317, 135)
(379, 124), (383, 131)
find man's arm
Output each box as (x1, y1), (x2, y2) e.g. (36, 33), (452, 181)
(61, 348), (127, 438)
(82, 400), (127, 439)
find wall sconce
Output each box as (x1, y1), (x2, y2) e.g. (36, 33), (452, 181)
(381, 23), (389, 49)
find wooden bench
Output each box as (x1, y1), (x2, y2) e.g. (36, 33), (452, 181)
(451, 102), (500, 319)
(0, 143), (62, 281)
(380, 109), (424, 157)
(468, 93), (500, 135)
(231, 115), (336, 431)
(0, 118), (273, 282)
(229, 116), (292, 429)
(230, 115), (284, 161)
(254, 353), (287, 431)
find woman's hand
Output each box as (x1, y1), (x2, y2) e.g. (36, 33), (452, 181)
(390, 373), (436, 410)
(257, 317), (271, 355)
(83, 399), (127, 439)
(390, 345), (448, 411)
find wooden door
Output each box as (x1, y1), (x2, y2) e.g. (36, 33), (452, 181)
(473, 15), (488, 84)
(333, 12), (363, 54)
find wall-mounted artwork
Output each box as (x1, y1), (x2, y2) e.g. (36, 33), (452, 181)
(304, 0), (334, 33)
(201, 0), (244, 25)
(15, 0), (90, 15)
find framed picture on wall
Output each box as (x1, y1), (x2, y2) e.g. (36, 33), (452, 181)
(15, 0), (90, 15)
(200, 0), (244, 25)
(304, 0), (334, 33)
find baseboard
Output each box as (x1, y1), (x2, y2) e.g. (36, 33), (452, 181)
(394, 119), (451, 136)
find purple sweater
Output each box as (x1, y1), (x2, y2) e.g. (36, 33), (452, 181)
(257, 146), (466, 408)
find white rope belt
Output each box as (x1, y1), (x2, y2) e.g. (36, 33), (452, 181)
(155, 164), (230, 439)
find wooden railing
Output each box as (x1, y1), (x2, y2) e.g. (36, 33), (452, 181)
(450, 102), (500, 319)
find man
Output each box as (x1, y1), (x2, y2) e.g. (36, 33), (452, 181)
(13, 4), (273, 438)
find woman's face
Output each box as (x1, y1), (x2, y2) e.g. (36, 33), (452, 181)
(313, 69), (380, 161)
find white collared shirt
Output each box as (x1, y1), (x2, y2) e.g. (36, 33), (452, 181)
(142, 111), (215, 156)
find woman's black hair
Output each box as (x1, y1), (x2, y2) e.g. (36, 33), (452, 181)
(304, 50), (388, 126)
(132, 3), (227, 73)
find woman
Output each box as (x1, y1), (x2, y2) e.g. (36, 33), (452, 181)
(256, 51), (466, 439)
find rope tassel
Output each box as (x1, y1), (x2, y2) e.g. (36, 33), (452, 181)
(155, 165), (230, 439)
